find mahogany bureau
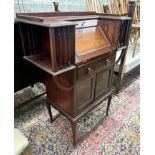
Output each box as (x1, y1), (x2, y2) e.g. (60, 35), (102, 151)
(15, 12), (131, 145)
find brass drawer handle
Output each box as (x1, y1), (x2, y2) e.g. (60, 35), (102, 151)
(106, 59), (111, 63)
(87, 67), (93, 74)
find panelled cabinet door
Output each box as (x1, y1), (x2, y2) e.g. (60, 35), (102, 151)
(95, 67), (113, 99)
(75, 75), (95, 114)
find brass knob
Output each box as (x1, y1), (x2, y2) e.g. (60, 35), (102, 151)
(106, 59), (111, 63)
(87, 67), (93, 74)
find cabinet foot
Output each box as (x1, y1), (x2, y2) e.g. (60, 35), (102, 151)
(106, 95), (112, 116)
(71, 121), (77, 146)
(46, 102), (53, 122)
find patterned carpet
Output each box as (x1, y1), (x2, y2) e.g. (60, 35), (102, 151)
(14, 66), (140, 155)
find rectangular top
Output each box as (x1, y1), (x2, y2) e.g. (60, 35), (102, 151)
(16, 12), (131, 28)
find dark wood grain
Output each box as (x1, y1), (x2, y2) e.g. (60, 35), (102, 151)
(16, 12), (131, 145)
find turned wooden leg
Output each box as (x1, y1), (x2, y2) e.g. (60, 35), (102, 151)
(116, 48), (127, 93)
(106, 95), (112, 116)
(71, 121), (77, 146)
(46, 102), (53, 122)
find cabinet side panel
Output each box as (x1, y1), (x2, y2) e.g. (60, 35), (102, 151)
(98, 19), (121, 48)
(45, 71), (75, 117)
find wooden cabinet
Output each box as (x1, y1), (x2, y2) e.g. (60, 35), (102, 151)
(75, 52), (115, 114)
(45, 52), (115, 117)
(15, 12), (131, 145)
(75, 66), (114, 114)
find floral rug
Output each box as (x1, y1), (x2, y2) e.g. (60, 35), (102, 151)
(14, 66), (140, 155)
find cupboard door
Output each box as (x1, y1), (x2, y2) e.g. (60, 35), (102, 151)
(95, 67), (113, 99)
(75, 75), (95, 114)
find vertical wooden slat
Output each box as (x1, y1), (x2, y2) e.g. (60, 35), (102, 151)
(62, 27), (68, 67)
(95, 0), (99, 13)
(30, 26), (36, 54)
(93, 0), (97, 12)
(59, 28), (63, 68)
(108, 0), (112, 14)
(120, 0), (125, 14)
(114, 0), (121, 14)
(89, 0), (93, 11)
(86, 0), (90, 11)
(88, 0), (92, 11)
(33, 26), (40, 54)
(49, 28), (57, 71)
(60, 28), (65, 68)
(67, 26), (71, 65)
(26, 25), (32, 55)
(68, 26), (72, 64)
(19, 23), (26, 56)
(55, 28), (59, 68)
(98, 0), (104, 13)
(69, 26), (75, 65)
(56, 27), (62, 69)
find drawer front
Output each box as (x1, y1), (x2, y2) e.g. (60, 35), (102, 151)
(77, 52), (115, 80)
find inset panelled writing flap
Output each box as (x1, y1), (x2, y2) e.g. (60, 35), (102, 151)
(75, 26), (111, 55)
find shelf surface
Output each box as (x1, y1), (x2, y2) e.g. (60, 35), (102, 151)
(24, 53), (75, 76)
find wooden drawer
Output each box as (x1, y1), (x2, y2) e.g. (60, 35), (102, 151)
(77, 52), (115, 80)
